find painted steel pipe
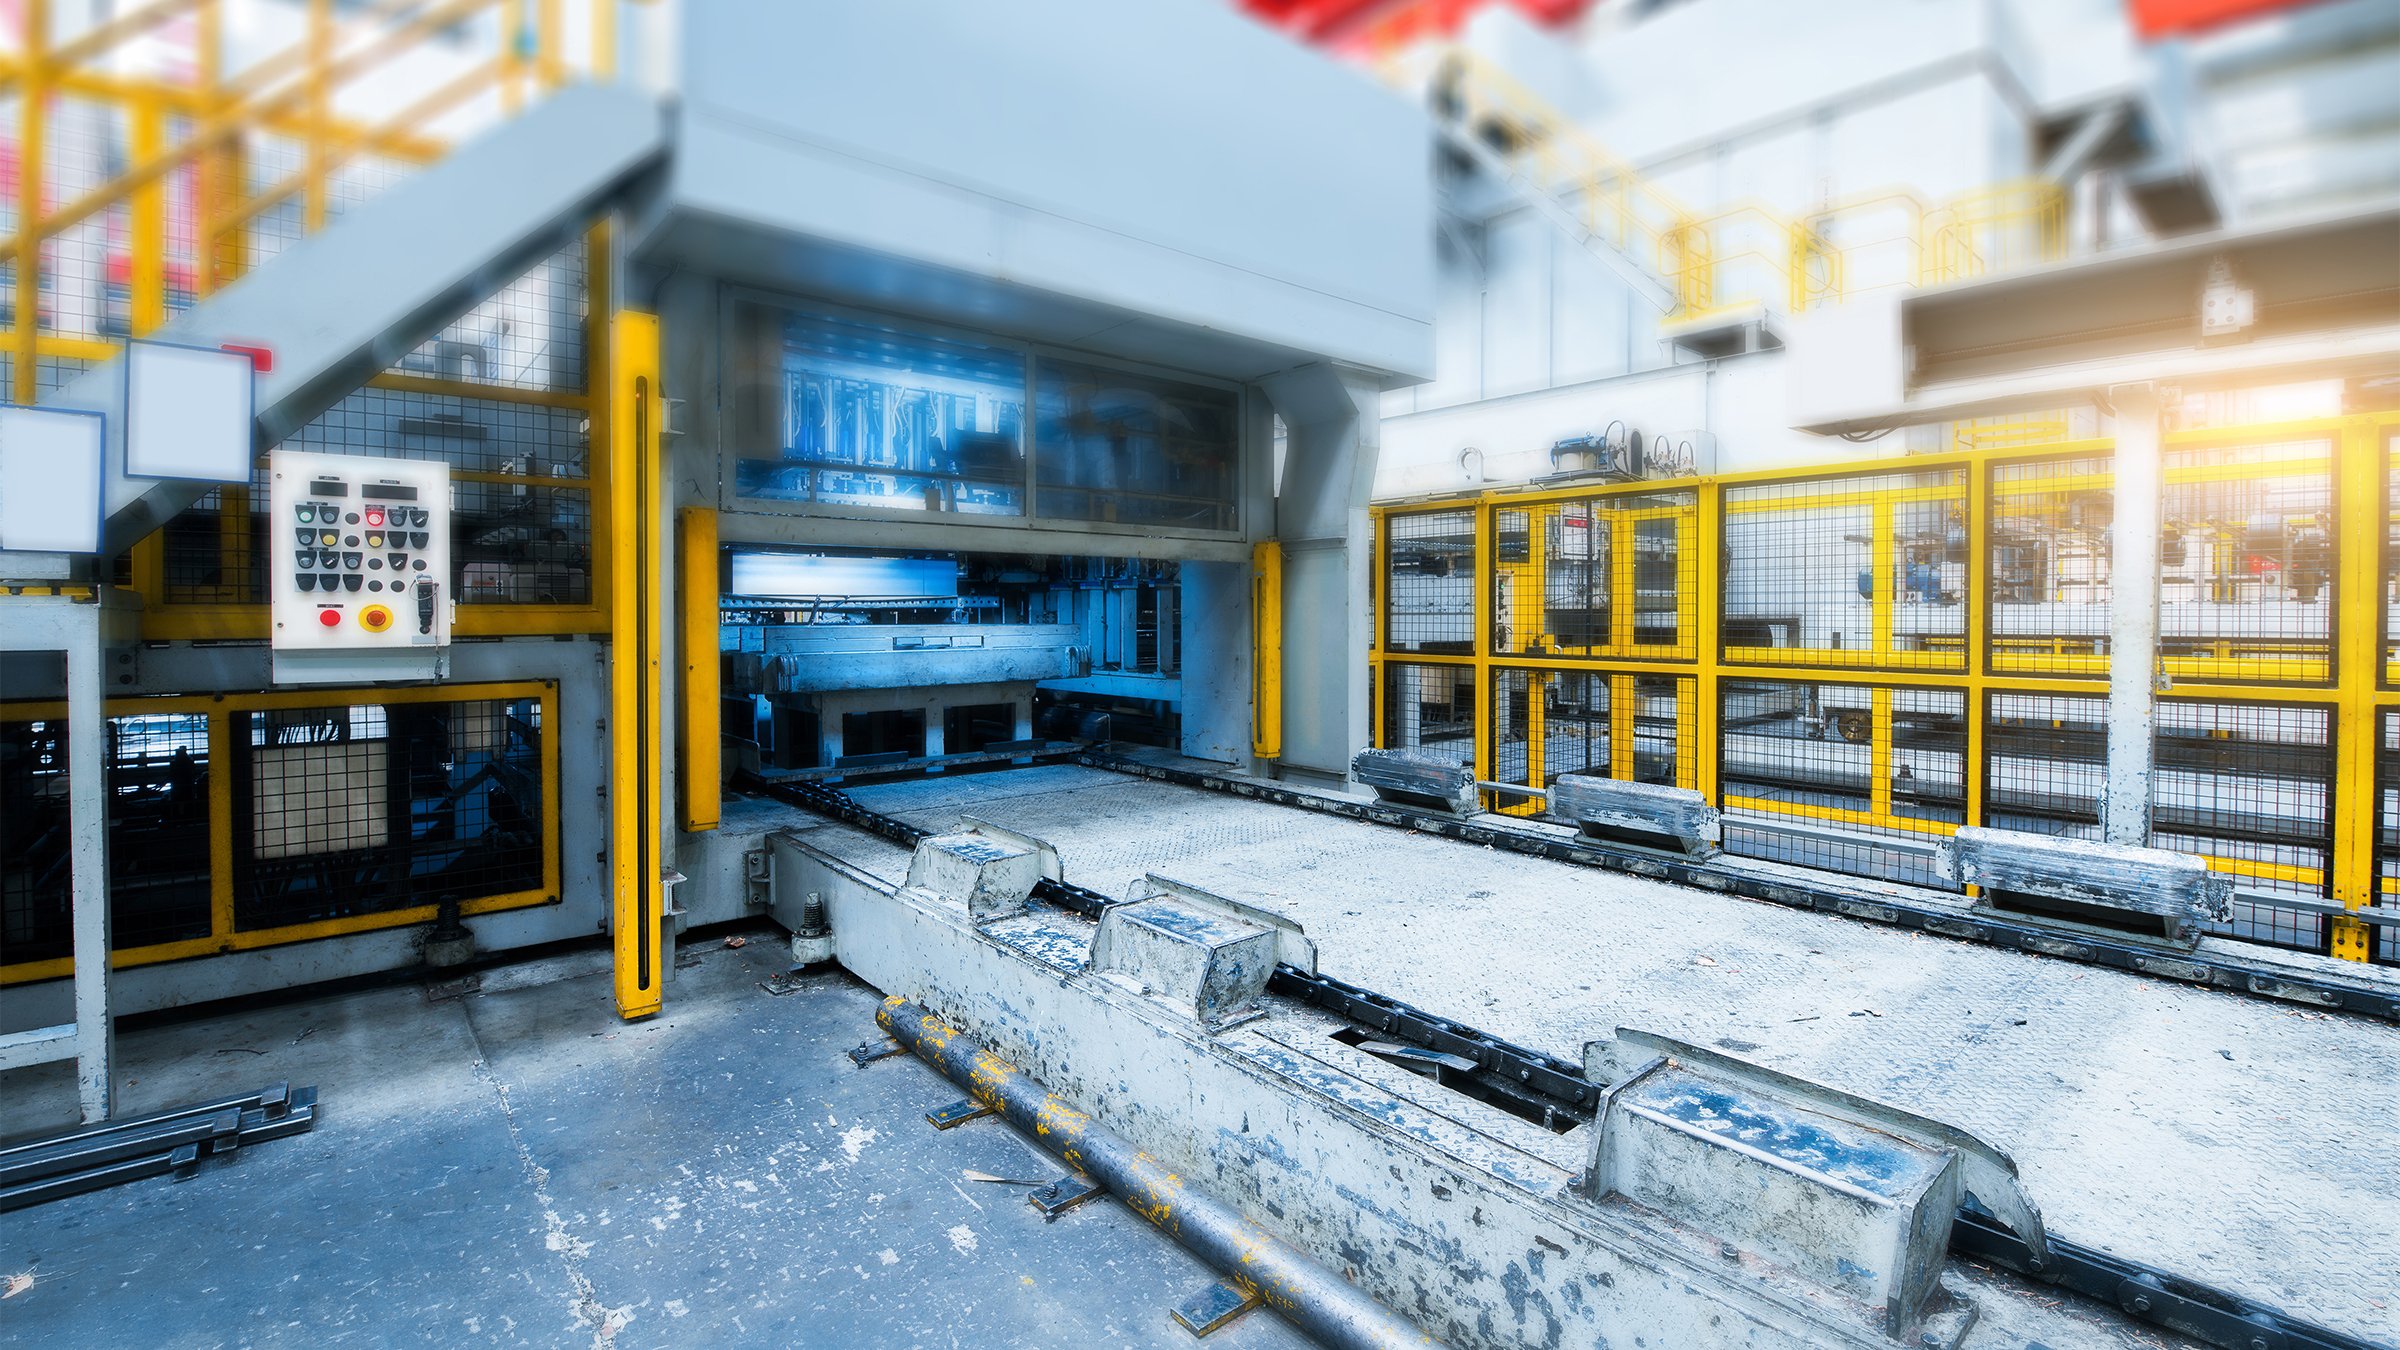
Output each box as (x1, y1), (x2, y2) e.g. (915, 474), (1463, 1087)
(875, 997), (1434, 1350)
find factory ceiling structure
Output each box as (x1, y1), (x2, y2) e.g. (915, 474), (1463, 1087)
(0, 2), (2395, 1349)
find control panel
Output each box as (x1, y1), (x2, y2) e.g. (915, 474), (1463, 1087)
(269, 450), (452, 684)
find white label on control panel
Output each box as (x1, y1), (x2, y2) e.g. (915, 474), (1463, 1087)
(269, 450), (453, 662)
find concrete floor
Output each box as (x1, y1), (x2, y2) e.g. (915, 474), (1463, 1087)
(0, 934), (1313, 1350)
(823, 763), (2400, 1348)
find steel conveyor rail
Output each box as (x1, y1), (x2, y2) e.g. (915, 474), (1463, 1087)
(734, 766), (2391, 1350)
(1078, 754), (2400, 1025)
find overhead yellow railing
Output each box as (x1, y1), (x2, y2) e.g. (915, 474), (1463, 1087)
(0, 0), (615, 403)
(1419, 47), (2066, 324)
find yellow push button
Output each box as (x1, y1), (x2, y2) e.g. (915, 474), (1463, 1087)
(359, 604), (393, 633)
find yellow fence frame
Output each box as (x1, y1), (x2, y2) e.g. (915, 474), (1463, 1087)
(1371, 412), (2400, 961)
(0, 678), (563, 986)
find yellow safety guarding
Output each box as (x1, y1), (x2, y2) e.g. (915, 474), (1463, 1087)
(1252, 541), (1284, 760)
(0, 680), (561, 986)
(607, 310), (664, 1020)
(1371, 412), (2400, 963)
(2, 0), (622, 640)
(678, 506), (722, 834)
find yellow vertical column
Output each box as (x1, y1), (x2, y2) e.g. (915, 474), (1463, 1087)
(1470, 502), (1493, 792)
(608, 311), (664, 1018)
(1608, 511), (1635, 654)
(1869, 496), (1895, 662)
(1693, 481), (1723, 804)
(14, 0), (47, 405)
(2326, 417), (2382, 961)
(677, 507), (721, 833)
(1963, 463), (1988, 831)
(1869, 686), (1895, 825)
(1251, 541), (1283, 760)
(304, 0), (331, 232)
(1608, 674), (1634, 780)
(129, 96), (166, 338)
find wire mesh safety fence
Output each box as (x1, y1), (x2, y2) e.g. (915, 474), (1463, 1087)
(1982, 691), (2105, 840)
(1722, 468), (1968, 671)
(1717, 679), (1965, 888)
(1487, 670), (1694, 817)
(1383, 509), (1476, 655)
(1375, 418), (2396, 962)
(1490, 491), (1699, 659)
(2153, 699), (2332, 951)
(232, 698), (546, 932)
(1, 689), (554, 982)
(2377, 711), (2398, 965)
(1988, 452), (2114, 677)
(2157, 440), (2334, 684)
(1379, 662), (1476, 768)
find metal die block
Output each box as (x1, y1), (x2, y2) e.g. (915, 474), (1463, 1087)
(1550, 774), (1722, 857)
(1938, 827), (2232, 943)
(904, 829), (1045, 921)
(1170, 1281), (1262, 1337)
(1027, 1173), (1105, 1219)
(924, 1097), (997, 1131)
(1589, 1055), (1965, 1337)
(1089, 891), (1282, 1031)
(1352, 747), (1479, 815)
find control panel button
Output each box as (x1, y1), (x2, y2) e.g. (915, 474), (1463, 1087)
(321, 531), (338, 546)
(296, 549), (317, 569)
(409, 531), (429, 548)
(412, 558), (427, 571)
(296, 528), (315, 545)
(345, 512), (359, 525)
(368, 557), (383, 571)
(296, 574), (317, 592)
(344, 534), (359, 547)
(365, 508), (385, 527)
(368, 579), (384, 592)
(343, 575), (363, 592)
(318, 573), (339, 590)
(389, 553), (407, 570)
(366, 532), (384, 549)
(317, 608), (341, 628)
(296, 504), (316, 523)
(342, 551), (362, 569)
(359, 605), (392, 633)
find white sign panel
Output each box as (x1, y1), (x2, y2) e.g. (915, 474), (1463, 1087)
(126, 340), (256, 482)
(0, 405), (106, 554)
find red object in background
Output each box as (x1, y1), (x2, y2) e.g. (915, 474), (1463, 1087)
(1241, 0), (1591, 52)
(220, 342), (274, 373)
(2129, 0), (2326, 37)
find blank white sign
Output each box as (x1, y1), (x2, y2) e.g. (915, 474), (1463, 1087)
(126, 340), (255, 482)
(0, 405), (105, 554)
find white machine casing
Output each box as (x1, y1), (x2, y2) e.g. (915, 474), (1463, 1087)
(269, 450), (453, 684)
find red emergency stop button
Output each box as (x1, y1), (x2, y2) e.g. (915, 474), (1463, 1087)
(360, 605), (393, 633)
(317, 608), (341, 628)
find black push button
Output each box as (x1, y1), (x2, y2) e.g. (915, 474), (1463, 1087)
(344, 534), (359, 547)
(296, 573), (317, 592)
(296, 549), (316, 569)
(368, 580), (383, 592)
(319, 573), (339, 590)
(345, 512), (359, 525)
(412, 558), (427, 571)
(296, 528), (314, 545)
(343, 574), (363, 592)
(409, 531), (429, 549)
(342, 551), (362, 569)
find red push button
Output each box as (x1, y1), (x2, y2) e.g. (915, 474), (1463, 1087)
(317, 608), (342, 628)
(365, 508), (385, 527)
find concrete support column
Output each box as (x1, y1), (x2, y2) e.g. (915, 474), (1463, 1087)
(1262, 364), (1383, 782)
(2104, 382), (2162, 845)
(1176, 559), (1254, 766)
